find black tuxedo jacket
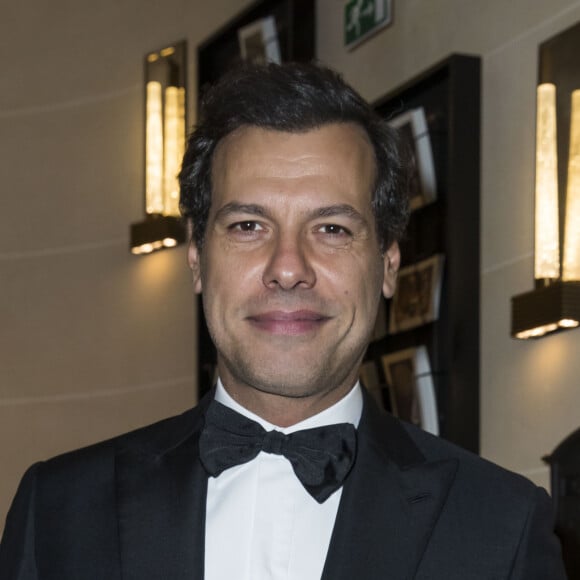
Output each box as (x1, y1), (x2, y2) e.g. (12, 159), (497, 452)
(0, 390), (566, 579)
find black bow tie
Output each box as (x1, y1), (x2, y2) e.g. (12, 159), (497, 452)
(199, 400), (357, 503)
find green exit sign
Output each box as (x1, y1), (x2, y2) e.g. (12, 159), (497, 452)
(344, 0), (393, 50)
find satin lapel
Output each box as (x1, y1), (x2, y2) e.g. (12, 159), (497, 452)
(322, 393), (458, 580)
(116, 401), (211, 580)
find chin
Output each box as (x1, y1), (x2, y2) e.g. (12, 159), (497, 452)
(223, 359), (328, 399)
(256, 383), (321, 399)
(248, 373), (323, 399)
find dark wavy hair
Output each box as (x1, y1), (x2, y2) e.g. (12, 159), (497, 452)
(179, 61), (410, 251)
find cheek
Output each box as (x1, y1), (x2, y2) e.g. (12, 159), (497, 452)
(208, 243), (265, 281)
(357, 264), (385, 313)
(327, 270), (380, 320)
(202, 260), (256, 319)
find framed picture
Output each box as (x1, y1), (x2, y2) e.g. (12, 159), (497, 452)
(381, 346), (438, 435)
(238, 15), (281, 64)
(388, 107), (437, 211)
(389, 254), (444, 334)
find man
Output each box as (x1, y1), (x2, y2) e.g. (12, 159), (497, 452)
(0, 63), (566, 579)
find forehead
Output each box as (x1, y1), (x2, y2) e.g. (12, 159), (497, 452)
(210, 123), (377, 210)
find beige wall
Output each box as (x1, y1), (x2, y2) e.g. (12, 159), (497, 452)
(0, 0), (253, 528)
(2, 0), (580, 528)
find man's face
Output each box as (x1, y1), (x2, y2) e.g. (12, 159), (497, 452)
(189, 123), (400, 412)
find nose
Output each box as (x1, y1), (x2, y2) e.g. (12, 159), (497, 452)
(262, 234), (316, 290)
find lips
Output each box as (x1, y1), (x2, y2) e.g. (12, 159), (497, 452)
(246, 310), (330, 335)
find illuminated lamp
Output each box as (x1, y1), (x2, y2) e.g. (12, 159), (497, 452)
(130, 41), (187, 255)
(511, 84), (580, 338)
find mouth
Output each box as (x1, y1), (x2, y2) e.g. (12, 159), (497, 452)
(246, 310), (331, 335)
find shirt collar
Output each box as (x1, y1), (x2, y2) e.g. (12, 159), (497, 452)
(214, 378), (363, 434)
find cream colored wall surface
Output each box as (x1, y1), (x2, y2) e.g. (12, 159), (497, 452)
(319, 0), (580, 491)
(0, 0), (252, 530)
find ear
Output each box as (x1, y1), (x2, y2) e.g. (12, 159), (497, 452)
(382, 242), (400, 298)
(187, 241), (203, 294)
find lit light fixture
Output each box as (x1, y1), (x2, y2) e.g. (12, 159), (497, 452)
(130, 41), (187, 255)
(534, 83), (560, 281)
(512, 282), (580, 339)
(563, 89), (580, 281)
(511, 83), (580, 339)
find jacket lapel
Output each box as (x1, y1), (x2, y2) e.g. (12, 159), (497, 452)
(116, 396), (212, 580)
(113, 388), (456, 579)
(322, 392), (458, 580)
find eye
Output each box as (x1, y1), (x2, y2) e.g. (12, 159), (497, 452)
(317, 224), (352, 236)
(229, 221), (264, 233)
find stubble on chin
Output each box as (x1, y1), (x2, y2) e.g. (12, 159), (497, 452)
(217, 340), (361, 408)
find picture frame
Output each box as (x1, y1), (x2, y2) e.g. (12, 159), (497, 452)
(388, 107), (437, 211)
(238, 15), (281, 64)
(381, 346), (439, 435)
(389, 254), (445, 334)
(370, 55), (480, 452)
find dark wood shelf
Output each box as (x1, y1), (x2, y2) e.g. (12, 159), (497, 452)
(368, 54), (481, 453)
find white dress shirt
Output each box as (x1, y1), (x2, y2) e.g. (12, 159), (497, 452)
(204, 379), (363, 580)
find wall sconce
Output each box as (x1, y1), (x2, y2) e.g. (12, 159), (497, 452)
(511, 24), (580, 339)
(130, 41), (187, 255)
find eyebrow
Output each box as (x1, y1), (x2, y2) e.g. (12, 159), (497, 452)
(214, 202), (268, 222)
(214, 202), (369, 226)
(312, 204), (368, 225)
